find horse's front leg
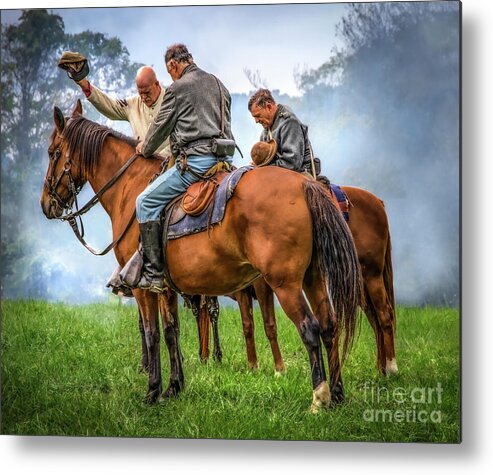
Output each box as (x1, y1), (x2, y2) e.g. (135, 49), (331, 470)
(253, 279), (285, 374)
(137, 308), (150, 373)
(159, 290), (185, 398)
(189, 295), (210, 361)
(234, 288), (258, 370)
(133, 289), (162, 404)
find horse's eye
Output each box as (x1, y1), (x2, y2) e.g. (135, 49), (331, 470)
(50, 149), (61, 161)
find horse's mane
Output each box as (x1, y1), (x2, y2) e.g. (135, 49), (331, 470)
(64, 116), (138, 176)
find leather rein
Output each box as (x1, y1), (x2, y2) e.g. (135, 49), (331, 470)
(45, 134), (139, 256)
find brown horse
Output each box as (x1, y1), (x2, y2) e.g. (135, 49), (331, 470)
(40, 101), (363, 410)
(199, 186), (397, 377)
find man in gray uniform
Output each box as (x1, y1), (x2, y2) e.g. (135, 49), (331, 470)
(248, 88), (319, 177)
(135, 43), (235, 292)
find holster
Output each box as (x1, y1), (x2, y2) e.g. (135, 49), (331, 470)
(211, 138), (235, 158)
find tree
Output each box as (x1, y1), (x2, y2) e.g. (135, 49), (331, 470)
(1, 9), (143, 300)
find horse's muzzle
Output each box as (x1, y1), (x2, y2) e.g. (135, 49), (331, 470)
(40, 195), (63, 219)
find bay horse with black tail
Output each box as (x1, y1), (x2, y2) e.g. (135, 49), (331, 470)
(238, 184), (396, 376)
(40, 101), (363, 411)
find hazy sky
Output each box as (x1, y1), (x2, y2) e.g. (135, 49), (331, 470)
(1, 2), (346, 96)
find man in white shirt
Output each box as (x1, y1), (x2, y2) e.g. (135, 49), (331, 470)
(76, 66), (171, 158)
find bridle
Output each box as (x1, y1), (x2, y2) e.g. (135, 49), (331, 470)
(45, 132), (139, 256)
(45, 133), (83, 215)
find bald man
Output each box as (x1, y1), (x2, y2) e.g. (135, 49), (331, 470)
(76, 66), (171, 157)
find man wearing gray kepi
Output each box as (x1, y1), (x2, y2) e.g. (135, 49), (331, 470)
(135, 43), (236, 293)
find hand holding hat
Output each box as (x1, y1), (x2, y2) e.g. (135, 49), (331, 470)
(58, 51), (90, 82)
(250, 139), (278, 167)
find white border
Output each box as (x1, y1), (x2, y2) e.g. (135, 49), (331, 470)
(1, 0), (492, 473)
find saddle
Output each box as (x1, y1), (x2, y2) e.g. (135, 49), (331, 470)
(164, 166), (253, 240)
(169, 171), (229, 225)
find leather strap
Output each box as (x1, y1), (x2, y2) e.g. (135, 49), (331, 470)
(61, 153), (140, 221)
(68, 210), (136, 256)
(61, 153), (140, 256)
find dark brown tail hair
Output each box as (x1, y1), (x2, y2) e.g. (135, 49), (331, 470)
(303, 179), (363, 361)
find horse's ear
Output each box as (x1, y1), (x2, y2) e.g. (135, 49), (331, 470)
(54, 106), (65, 132)
(72, 99), (83, 117)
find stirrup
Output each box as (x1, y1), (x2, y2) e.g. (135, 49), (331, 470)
(138, 275), (166, 293)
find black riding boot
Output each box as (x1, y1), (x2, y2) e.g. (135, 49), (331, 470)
(138, 220), (165, 293)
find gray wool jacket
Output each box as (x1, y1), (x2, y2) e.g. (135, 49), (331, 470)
(142, 63), (234, 158)
(260, 104), (313, 172)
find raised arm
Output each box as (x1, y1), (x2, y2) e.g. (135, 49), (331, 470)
(77, 79), (129, 121)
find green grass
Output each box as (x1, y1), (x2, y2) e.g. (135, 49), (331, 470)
(1, 299), (460, 442)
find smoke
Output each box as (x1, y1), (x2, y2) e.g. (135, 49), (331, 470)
(289, 3), (460, 306)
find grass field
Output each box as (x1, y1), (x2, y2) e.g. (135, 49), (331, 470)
(1, 299), (460, 442)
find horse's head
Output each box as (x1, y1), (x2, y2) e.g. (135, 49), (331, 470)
(40, 100), (86, 219)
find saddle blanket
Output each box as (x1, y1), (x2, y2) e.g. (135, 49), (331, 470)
(330, 183), (350, 222)
(167, 165), (254, 239)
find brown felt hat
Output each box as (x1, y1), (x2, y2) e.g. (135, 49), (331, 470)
(250, 139), (277, 166)
(58, 51), (89, 81)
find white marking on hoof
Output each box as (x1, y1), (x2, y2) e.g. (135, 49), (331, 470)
(310, 381), (331, 413)
(248, 362), (259, 371)
(386, 358), (398, 375)
(274, 364), (286, 377)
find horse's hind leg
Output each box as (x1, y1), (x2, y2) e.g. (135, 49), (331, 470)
(272, 283), (329, 412)
(159, 290), (185, 398)
(362, 284), (387, 375)
(303, 267), (345, 404)
(366, 275), (397, 375)
(253, 279), (285, 374)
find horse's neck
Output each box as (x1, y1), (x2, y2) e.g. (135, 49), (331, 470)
(86, 137), (159, 220)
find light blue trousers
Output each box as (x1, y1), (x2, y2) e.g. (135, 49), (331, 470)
(136, 155), (231, 223)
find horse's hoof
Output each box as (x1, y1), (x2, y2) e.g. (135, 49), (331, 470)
(310, 381), (331, 413)
(144, 387), (161, 405)
(161, 381), (182, 400)
(385, 358), (399, 376)
(274, 366), (286, 378)
(330, 381), (345, 405)
(213, 351), (223, 363)
(274, 363), (286, 376)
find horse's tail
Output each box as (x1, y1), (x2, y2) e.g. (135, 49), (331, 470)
(303, 180), (363, 361)
(383, 231), (396, 332)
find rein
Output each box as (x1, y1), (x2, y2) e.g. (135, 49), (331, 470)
(46, 136), (140, 256)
